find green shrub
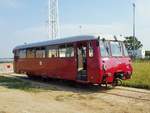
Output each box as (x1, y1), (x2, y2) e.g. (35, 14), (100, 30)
(123, 62), (150, 89)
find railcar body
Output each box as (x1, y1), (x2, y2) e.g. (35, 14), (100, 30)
(13, 35), (133, 85)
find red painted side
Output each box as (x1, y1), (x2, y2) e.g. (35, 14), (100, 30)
(13, 40), (133, 85)
(87, 41), (101, 84)
(15, 58), (77, 80)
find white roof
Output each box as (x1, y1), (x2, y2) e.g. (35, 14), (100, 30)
(14, 34), (125, 50)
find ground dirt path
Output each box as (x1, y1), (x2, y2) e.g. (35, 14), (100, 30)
(0, 73), (150, 113)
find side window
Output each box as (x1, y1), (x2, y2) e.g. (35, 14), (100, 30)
(48, 49), (58, 58)
(59, 45), (74, 58)
(66, 45), (74, 57)
(19, 50), (26, 58)
(36, 48), (45, 58)
(27, 49), (35, 58)
(89, 42), (94, 57)
(59, 48), (66, 58)
(66, 47), (74, 57)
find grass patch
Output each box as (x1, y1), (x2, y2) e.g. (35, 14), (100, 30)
(0, 76), (55, 92)
(123, 62), (150, 89)
(0, 76), (21, 83)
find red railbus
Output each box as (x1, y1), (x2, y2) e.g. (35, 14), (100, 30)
(13, 35), (133, 85)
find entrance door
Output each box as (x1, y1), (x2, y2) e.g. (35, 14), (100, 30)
(77, 45), (87, 81)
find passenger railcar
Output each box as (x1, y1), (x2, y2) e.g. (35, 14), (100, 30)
(13, 35), (133, 85)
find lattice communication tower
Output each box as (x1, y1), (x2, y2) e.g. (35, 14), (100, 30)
(48, 0), (59, 39)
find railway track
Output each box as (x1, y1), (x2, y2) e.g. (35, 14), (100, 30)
(114, 87), (150, 94)
(100, 90), (150, 102)
(1, 73), (150, 102)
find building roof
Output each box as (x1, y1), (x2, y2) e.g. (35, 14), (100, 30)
(14, 34), (125, 50)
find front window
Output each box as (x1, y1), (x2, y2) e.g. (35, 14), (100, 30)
(100, 40), (110, 57)
(110, 41), (123, 57)
(123, 43), (129, 56)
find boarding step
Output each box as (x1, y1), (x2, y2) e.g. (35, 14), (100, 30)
(77, 75), (87, 81)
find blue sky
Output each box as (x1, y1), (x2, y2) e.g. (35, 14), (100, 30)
(0, 0), (150, 58)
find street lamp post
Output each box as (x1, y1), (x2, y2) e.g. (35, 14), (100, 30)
(133, 3), (136, 58)
(79, 25), (82, 34)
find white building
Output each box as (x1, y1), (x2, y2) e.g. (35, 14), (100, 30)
(128, 49), (146, 59)
(135, 49), (146, 59)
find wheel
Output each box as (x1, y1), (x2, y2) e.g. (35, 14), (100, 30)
(112, 78), (122, 86)
(117, 79), (122, 86)
(27, 74), (36, 79)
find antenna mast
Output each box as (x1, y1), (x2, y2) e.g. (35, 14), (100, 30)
(49, 0), (59, 40)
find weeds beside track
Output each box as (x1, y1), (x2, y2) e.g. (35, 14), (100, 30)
(123, 62), (150, 89)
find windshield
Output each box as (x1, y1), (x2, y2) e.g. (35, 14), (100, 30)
(100, 40), (110, 57)
(122, 43), (129, 56)
(100, 40), (129, 57)
(110, 41), (123, 57)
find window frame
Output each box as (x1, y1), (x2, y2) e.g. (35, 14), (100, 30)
(47, 46), (59, 58)
(58, 44), (75, 58)
(99, 40), (111, 57)
(26, 48), (36, 58)
(88, 42), (94, 57)
(19, 49), (27, 59)
(35, 47), (46, 58)
(14, 50), (20, 59)
(122, 43), (129, 57)
(110, 41), (124, 57)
